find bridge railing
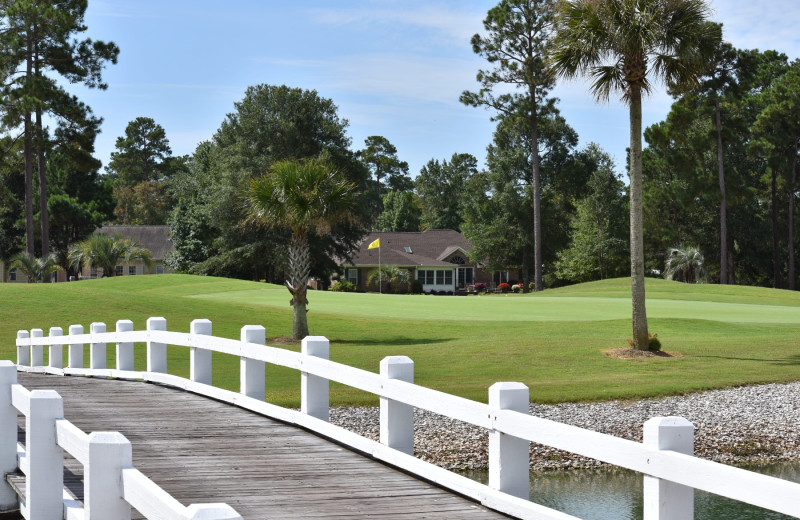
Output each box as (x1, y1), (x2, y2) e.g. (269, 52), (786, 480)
(11, 318), (800, 520)
(0, 361), (241, 520)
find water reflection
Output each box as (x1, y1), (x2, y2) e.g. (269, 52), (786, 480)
(460, 463), (800, 520)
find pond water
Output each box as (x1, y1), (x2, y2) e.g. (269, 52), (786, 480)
(460, 462), (800, 519)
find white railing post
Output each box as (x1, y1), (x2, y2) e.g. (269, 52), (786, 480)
(190, 319), (213, 385)
(90, 322), (107, 369)
(30, 329), (44, 367)
(0, 361), (17, 511)
(643, 417), (695, 520)
(26, 390), (64, 519)
(17, 330), (30, 366)
(301, 337), (330, 421)
(240, 326), (265, 400)
(48, 327), (63, 369)
(116, 320), (135, 371)
(147, 317), (167, 373)
(379, 356), (414, 455)
(68, 324), (84, 368)
(86, 432), (132, 520)
(186, 503), (243, 520)
(488, 382), (530, 500)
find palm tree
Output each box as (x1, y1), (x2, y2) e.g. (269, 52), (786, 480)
(68, 233), (153, 277)
(664, 246), (708, 284)
(367, 265), (412, 294)
(247, 157), (358, 339)
(10, 251), (60, 283)
(551, 0), (717, 349)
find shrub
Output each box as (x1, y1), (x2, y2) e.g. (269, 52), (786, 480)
(474, 282), (486, 293)
(330, 280), (356, 292)
(412, 280), (423, 294)
(512, 283), (524, 293)
(528, 282), (536, 292)
(498, 282), (511, 293)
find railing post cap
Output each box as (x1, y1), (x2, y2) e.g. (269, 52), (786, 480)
(116, 319), (134, 329)
(90, 322), (106, 332)
(380, 355), (413, 366)
(29, 389), (62, 401)
(31, 328), (44, 337)
(0, 361), (17, 383)
(191, 319), (213, 335)
(49, 326), (63, 336)
(301, 336), (329, 356)
(17, 330), (30, 339)
(240, 325), (265, 343)
(147, 317), (167, 329)
(88, 431), (131, 445)
(644, 416), (694, 431)
(489, 382), (529, 411)
(69, 324), (84, 333)
(186, 503), (243, 520)
(0, 359), (16, 368)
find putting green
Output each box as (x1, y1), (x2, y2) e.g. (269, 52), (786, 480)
(189, 289), (800, 325)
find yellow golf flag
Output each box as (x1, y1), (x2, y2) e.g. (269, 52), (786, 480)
(368, 238), (380, 250)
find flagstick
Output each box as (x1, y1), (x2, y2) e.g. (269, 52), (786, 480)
(378, 246), (382, 294)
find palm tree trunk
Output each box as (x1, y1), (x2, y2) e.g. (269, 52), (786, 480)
(629, 86), (649, 350)
(288, 233), (311, 339)
(715, 99), (727, 284)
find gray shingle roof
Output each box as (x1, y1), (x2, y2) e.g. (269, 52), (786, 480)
(96, 226), (175, 260)
(346, 230), (473, 267)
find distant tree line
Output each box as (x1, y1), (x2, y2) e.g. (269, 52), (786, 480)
(1, 0), (798, 304)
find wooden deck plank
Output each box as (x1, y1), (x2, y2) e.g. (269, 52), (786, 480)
(16, 373), (510, 519)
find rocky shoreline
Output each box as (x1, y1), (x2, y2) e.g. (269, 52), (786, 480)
(329, 382), (800, 471)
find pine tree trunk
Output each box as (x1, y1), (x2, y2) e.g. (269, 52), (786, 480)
(629, 86), (649, 350)
(530, 97), (543, 292)
(715, 100), (727, 285)
(789, 141), (798, 290)
(771, 168), (782, 288)
(36, 108), (50, 264)
(24, 35), (35, 256)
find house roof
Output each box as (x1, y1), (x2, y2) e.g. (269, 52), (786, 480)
(96, 225), (175, 260)
(346, 230), (473, 267)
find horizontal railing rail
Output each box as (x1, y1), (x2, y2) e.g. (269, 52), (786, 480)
(11, 318), (800, 520)
(0, 360), (241, 520)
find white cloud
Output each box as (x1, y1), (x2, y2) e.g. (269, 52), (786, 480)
(711, 0), (800, 58)
(307, 3), (486, 47)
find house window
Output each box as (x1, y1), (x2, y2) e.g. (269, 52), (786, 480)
(493, 271), (509, 285)
(156, 265), (164, 274)
(346, 268), (359, 286)
(115, 265), (124, 276)
(129, 265), (137, 276)
(90, 266), (98, 278)
(9, 268), (16, 282)
(418, 269), (452, 285)
(450, 255), (466, 265)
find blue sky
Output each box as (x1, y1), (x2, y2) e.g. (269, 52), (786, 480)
(68, 0), (800, 180)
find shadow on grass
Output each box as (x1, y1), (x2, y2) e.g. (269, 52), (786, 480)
(695, 354), (800, 366)
(333, 337), (454, 347)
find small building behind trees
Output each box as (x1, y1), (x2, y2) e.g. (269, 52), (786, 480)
(340, 230), (519, 293)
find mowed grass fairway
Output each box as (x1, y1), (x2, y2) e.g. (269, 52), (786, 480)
(2, 274), (800, 406)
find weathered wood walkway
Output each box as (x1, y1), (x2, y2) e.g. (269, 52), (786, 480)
(16, 373), (509, 519)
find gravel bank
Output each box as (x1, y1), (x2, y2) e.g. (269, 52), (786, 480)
(329, 382), (800, 471)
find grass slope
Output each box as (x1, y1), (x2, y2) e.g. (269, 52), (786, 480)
(3, 275), (800, 406)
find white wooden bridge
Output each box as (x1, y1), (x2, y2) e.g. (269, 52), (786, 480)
(3, 318), (800, 519)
